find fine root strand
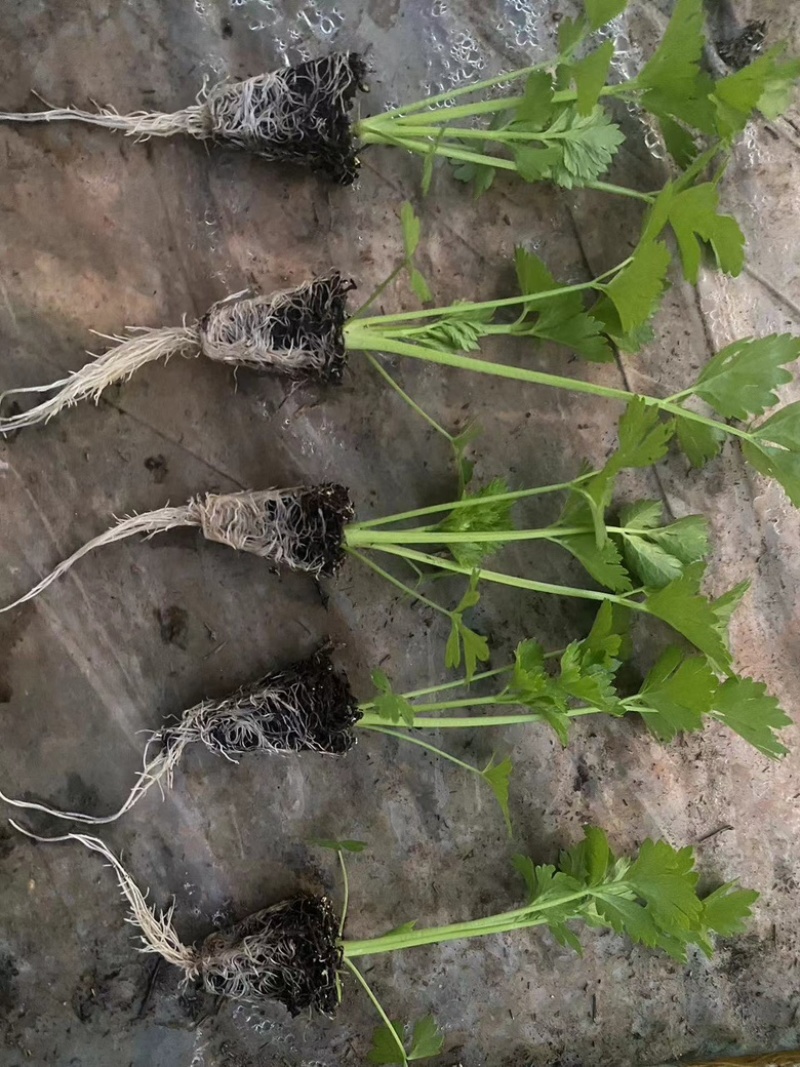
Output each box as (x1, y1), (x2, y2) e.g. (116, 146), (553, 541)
(0, 53), (368, 182)
(0, 648), (358, 825)
(8, 825), (199, 972)
(200, 272), (355, 383)
(0, 505), (199, 615)
(188, 484), (354, 576)
(0, 325), (200, 432)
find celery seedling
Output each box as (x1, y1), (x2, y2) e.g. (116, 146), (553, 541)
(8, 824), (758, 1065)
(4, 606), (787, 835)
(0, 424), (746, 679)
(7, 0), (795, 197)
(358, 0), (800, 198)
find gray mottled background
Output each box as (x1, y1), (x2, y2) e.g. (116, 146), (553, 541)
(1, 1), (799, 1065)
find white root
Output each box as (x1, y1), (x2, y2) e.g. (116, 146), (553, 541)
(8, 825), (199, 973)
(0, 730), (191, 825)
(0, 54), (367, 182)
(0, 484), (351, 614)
(0, 325), (200, 432)
(0, 101), (210, 139)
(0, 505), (199, 615)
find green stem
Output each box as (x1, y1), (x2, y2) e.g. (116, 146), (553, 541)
(347, 524), (635, 549)
(348, 331), (746, 444)
(348, 329), (634, 398)
(361, 666), (510, 704)
(341, 958), (408, 1064)
(352, 264), (405, 318)
(342, 889), (593, 957)
(360, 543), (644, 612)
(347, 549), (453, 620)
(360, 707), (607, 728)
(370, 66), (540, 121)
(348, 258), (630, 327)
(338, 850), (350, 938)
(360, 724), (487, 779)
(353, 472), (595, 530)
(369, 94), (525, 127)
(364, 352), (454, 445)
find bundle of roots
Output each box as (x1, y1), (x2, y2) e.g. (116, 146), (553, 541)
(9, 828), (342, 1016)
(0, 483), (354, 614)
(0, 53), (368, 183)
(0, 647), (361, 825)
(0, 272), (355, 433)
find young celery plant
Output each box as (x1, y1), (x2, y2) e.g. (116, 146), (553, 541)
(357, 599), (790, 828)
(346, 240), (800, 508)
(355, 0), (800, 200)
(331, 828), (759, 1065)
(345, 403), (751, 682)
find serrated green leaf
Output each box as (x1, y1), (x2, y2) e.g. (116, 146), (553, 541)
(644, 563), (733, 673)
(568, 41), (615, 115)
(712, 675), (792, 758)
(639, 646), (717, 740)
(711, 579), (749, 630)
(437, 477), (515, 568)
(371, 669), (416, 726)
(619, 512), (709, 588)
(693, 335), (800, 420)
(310, 838), (368, 853)
(657, 114), (700, 169)
(594, 893), (663, 951)
(400, 201), (420, 258)
(559, 532), (633, 593)
(619, 499), (664, 530)
(742, 439), (800, 508)
(602, 240), (671, 334)
(513, 854), (538, 902)
(514, 144), (562, 182)
(583, 400), (675, 521)
(585, 0), (627, 31)
(408, 1015), (445, 1061)
(713, 47), (800, 136)
(617, 398), (676, 469)
(514, 246), (612, 361)
(368, 1021), (407, 1066)
(675, 414), (725, 468)
(753, 400), (800, 449)
(516, 70), (556, 127)
(446, 574), (490, 681)
(551, 922), (584, 952)
(482, 754), (514, 832)
(410, 268), (433, 304)
(636, 0), (717, 136)
(758, 56), (800, 120)
(548, 106), (625, 187)
(627, 838), (703, 931)
(560, 825), (613, 884)
(558, 15), (588, 56)
(584, 599), (632, 664)
(559, 640), (621, 711)
(700, 884), (760, 941)
(385, 920), (418, 936)
(667, 184), (745, 283)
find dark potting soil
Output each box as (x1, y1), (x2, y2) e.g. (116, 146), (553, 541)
(198, 895), (342, 1016)
(162, 645), (361, 758)
(277, 482), (355, 577)
(715, 20), (767, 69)
(265, 272), (356, 384)
(212, 53), (369, 184)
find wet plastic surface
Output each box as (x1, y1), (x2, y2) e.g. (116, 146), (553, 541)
(1, 1), (800, 1065)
